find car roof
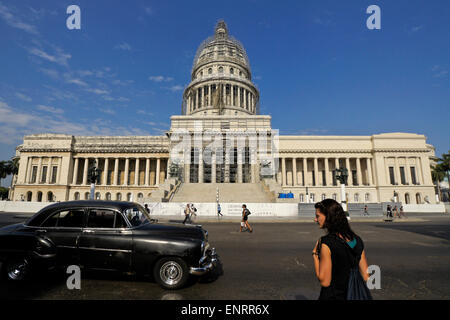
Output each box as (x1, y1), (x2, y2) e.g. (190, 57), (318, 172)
(26, 200), (142, 226)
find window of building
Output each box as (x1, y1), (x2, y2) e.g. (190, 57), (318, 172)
(354, 193), (359, 203)
(208, 68), (212, 74)
(310, 193), (315, 202)
(116, 193), (122, 201)
(218, 66), (223, 73)
(51, 166), (58, 184)
(230, 68), (234, 75)
(127, 193), (132, 201)
(321, 194), (326, 201)
(74, 192), (80, 200)
(299, 194), (304, 203)
(365, 193), (370, 202)
(84, 192), (89, 200)
(389, 167), (396, 185)
(332, 193), (337, 201)
(352, 170), (357, 186)
(322, 170), (326, 186)
(31, 166), (38, 183)
(106, 192), (111, 200)
(400, 167), (406, 185)
(416, 193), (421, 204)
(41, 166), (48, 183)
(405, 193), (410, 204)
(410, 167), (417, 185)
(95, 192), (101, 200)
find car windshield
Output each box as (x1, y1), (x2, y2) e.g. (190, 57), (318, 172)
(123, 205), (152, 227)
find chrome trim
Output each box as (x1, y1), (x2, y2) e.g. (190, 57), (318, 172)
(189, 247), (218, 276)
(78, 247), (132, 253)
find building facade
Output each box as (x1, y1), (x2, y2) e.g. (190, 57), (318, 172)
(9, 21), (437, 205)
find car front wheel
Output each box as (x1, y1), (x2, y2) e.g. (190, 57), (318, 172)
(153, 257), (189, 290)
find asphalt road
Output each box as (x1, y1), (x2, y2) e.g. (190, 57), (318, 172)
(0, 213), (449, 300)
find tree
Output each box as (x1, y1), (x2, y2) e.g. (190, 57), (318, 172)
(0, 161), (8, 187)
(431, 162), (446, 201)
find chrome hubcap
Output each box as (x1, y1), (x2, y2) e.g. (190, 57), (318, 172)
(7, 260), (28, 280)
(160, 261), (182, 285)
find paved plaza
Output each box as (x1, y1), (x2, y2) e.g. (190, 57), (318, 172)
(0, 213), (449, 300)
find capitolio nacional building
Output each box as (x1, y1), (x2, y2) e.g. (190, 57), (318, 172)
(9, 21), (437, 206)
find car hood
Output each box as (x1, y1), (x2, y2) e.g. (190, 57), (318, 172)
(134, 221), (204, 240)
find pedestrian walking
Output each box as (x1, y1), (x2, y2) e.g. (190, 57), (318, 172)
(386, 205), (393, 218)
(362, 205), (369, 216)
(312, 199), (372, 300)
(217, 203), (223, 218)
(183, 203), (192, 224)
(240, 204), (253, 233)
(399, 206), (406, 219)
(144, 204), (150, 214)
(393, 205), (399, 219)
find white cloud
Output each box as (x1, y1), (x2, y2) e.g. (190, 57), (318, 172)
(149, 75), (174, 82)
(115, 42), (132, 51)
(65, 77), (88, 87)
(411, 25), (423, 32)
(37, 105), (64, 114)
(15, 92), (32, 102)
(39, 68), (60, 80)
(86, 88), (110, 95)
(99, 108), (116, 115)
(0, 2), (39, 35)
(28, 47), (71, 66)
(169, 85), (184, 92)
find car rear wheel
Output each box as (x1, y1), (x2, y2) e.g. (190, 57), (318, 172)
(153, 257), (189, 290)
(2, 258), (30, 281)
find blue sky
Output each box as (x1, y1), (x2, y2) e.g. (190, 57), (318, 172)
(0, 0), (449, 185)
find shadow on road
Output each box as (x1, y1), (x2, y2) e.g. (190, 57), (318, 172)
(375, 224), (450, 242)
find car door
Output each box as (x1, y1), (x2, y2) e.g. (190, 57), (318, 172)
(37, 208), (85, 266)
(78, 208), (133, 271)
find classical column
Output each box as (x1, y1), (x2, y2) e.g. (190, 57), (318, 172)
(56, 157), (62, 184)
(211, 150), (216, 183)
(281, 157), (286, 186)
(156, 158), (161, 186)
(292, 158), (297, 186)
(238, 87), (241, 107)
(237, 148), (243, 183)
(36, 157), (43, 184)
(198, 149), (204, 183)
(73, 158), (79, 184)
(231, 86), (234, 106)
(324, 158), (329, 186)
(135, 158), (140, 185)
(345, 158), (351, 186)
(113, 158), (119, 186)
(145, 158), (150, 186)
(46, 158), (52, 184)
(124, 158), (129, 185)
(303, 158), (308, 186)
(26, 157), (33, 183)
(313, 157), (319, 186)
(417, 157), (424, 185)
(82, 158), (89, 185)
(103, 158), (109, 185)
(250, 149), (256, 183)
(356, 157), (362, 186)
(405, 157), (411, 185)
(394, 157), (401, 185)
(366, 158), (373, 186)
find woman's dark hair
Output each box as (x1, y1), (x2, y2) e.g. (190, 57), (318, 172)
(315, 199), (356, 240)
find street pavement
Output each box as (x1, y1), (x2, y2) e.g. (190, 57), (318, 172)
(0, 212), (449, 300)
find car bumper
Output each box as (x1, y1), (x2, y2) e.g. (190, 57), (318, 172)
(189, 247), (219, 276)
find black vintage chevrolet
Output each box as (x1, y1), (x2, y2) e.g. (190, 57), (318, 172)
(0, 201), (220, 289)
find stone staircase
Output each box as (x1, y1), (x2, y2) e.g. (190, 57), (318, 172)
(147, 178), (181, 202)
(170, 183), (272, 203)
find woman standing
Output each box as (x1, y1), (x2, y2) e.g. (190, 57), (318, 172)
(312, 199), (370, 300)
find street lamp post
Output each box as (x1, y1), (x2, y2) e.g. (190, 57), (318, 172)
(88, 161), (100, 200)
(334, 167), (349, 212)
